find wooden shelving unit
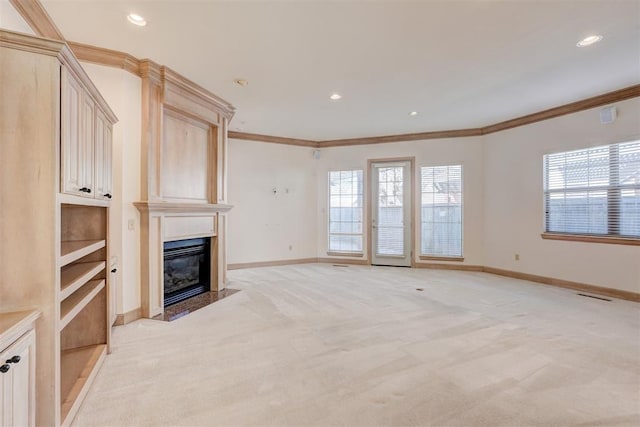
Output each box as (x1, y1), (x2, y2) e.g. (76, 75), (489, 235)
(59, 204), (109, 426)
(60, 261), (106, 301)
(60, 280), (105, 329)
(60, 344), (107, 424)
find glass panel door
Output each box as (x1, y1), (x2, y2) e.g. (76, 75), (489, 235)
(371, 161), (412, 266)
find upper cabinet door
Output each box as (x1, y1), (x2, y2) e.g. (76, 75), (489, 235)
(60, 67), (85, 197)
(94, 108), (112, 200)
(80, 94), (95, 197)
(61, 68), (95, 198)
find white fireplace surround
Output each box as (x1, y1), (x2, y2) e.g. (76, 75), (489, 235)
(135, 202), (232, 317)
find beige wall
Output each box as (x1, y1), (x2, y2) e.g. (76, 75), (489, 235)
(483, 98), (640, 293)
(227, 139), (318, 265)
(80, 63), (142, 314)
(227, 135), (486, 268)
(0, 0), (34, 34)
(228, 103), (639, 294)
(315, 137), (485, 266)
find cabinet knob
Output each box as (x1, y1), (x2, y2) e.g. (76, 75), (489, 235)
(79, 187), (92, 194)
(6, 355), (20, 364)
(0, 364), (9, 373)
(111, 268), (117, 273)
(105, 193), (112, 199)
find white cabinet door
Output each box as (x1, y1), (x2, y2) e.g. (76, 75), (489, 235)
(94, 109), (113, 200)
(80, 94), (95, 198)
(60, 67), (85, 197)
(61, 68), (95, 198)
(0, 330), (35, 427)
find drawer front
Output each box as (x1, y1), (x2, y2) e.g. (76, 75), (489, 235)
(164, 216), (216, 241)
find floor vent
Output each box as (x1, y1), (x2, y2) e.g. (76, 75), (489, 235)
(332, 264), (349, 268)
(577, 293), (612, 302)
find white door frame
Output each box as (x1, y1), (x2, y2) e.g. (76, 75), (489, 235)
(368, 158), (414, 267)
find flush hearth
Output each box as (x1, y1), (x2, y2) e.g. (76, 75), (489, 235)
(163, 238), (211, 306)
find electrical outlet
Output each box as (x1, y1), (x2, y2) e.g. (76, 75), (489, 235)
(128, 219), (135, 230)
(515, 254), (520, 261)
(288, 245), (293, 251)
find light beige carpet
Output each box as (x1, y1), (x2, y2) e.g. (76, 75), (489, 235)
(72, 264), (640, 426)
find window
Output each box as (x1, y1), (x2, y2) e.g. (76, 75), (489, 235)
(328, 170), (364, 252)
(420, 165), (463, 257)
(543, 140), (640, 239)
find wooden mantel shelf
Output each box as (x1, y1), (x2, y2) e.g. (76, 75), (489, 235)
(134, 202), (233, 214)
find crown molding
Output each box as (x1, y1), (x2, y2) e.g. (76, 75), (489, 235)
(228, 132), (318, 148)
(482, 84), (640, 135)
(11, 0), (640, 148)
(321, 128), (483, 148)
(67, 41), (141, 76)
(9, 0), (64, 40)
(0, 27), (64, 56)
(162, 67), (236, 121)
(230, 84), (640, 148)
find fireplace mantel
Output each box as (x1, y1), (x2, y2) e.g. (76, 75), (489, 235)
(136, 61), (234, 319)
(134, 202), (233, 214)
(135, 202), (233, 318)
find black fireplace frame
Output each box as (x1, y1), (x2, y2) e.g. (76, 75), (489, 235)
(163, 237), (211, 307)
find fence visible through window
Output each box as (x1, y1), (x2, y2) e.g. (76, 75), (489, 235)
(544, 140), (640, 238)
(328, 170), (363, 252)
(420, 165), (463, 257)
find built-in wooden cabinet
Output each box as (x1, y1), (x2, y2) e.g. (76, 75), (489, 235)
(0, 30), (116, 427)
(61, 67), (113, 200)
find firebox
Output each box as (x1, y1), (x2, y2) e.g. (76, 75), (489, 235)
(163, 238), (211, 306)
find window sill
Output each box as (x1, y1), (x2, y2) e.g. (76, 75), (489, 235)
(541, 233), (640, 246)
(326, 251), (364, 257)
(418, 256), (464, 262)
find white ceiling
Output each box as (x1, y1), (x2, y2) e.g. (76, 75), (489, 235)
(41, 0), (640, 140)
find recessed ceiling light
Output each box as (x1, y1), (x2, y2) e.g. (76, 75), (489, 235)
(127, 13), (147, 26)
(330, 93), (342, 101)
(409, 111), (418, 117)
(576, 35), (602, 47)
(234, 78), (249, 87)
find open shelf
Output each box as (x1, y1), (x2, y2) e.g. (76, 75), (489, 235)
(60, 261), (105, 301)
(60, 344), (107, 425)
(60, 240), (105, 267)
(60, 240), (106, 267)
(60, 280), (105, 330)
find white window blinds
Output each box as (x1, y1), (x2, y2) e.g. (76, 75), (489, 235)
(544, 140), (640, 238)
(420, 165), (463, 257)
(328, 170), (364, 252)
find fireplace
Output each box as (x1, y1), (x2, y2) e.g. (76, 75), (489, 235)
(163, 238), (211, 306)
